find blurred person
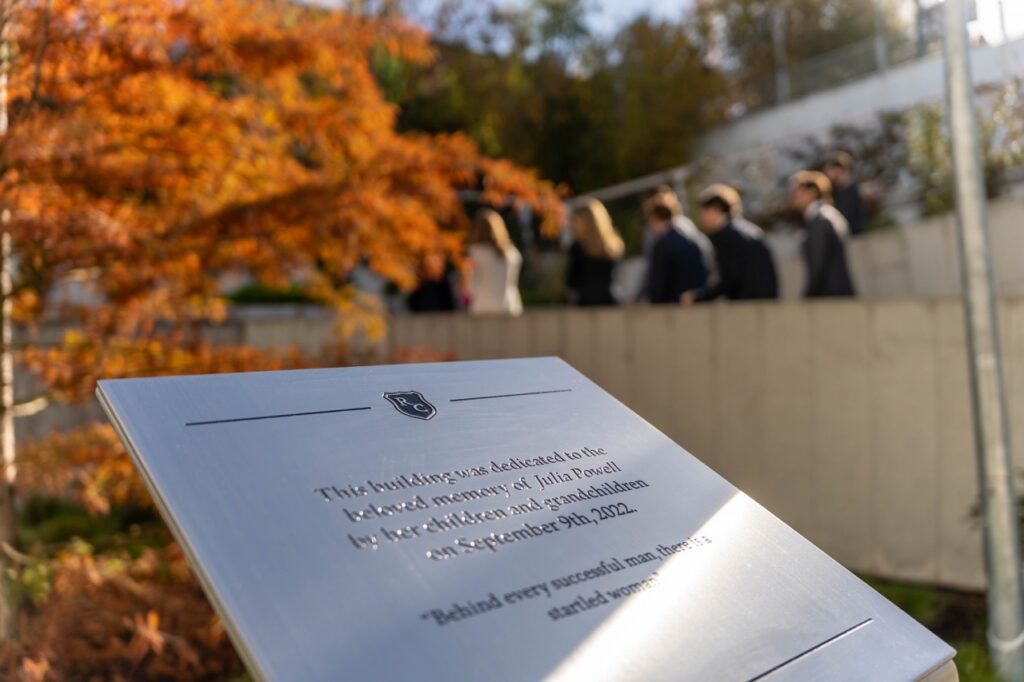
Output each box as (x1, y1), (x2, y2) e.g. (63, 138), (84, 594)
(790, 171), (856, 298)
(684, 184), (778, 303)
(467, 209), (523, 315)
(645, 185), (715, 276)
(566, 198), (625, 306)
(645, 201), (708, 305)
(823, 150), (866, 236)
(407, 250), (458, 312)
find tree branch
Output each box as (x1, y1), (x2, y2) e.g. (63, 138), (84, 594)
(12, 393), (47, 418)
(28, 0), (52, 107)
(0, 541), (30, 566)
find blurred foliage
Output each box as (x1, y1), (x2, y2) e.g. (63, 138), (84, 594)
(380, 0), (728, 193)
(3, 0), (1017, 677)
(0, 422), (243, 679)
(3, 339), (454, 680)
(6, 0), (564, 338)
(370, 0), (917, 194)
(740, 77), (1024, 229)
(694, 0), (906, 110)
(2, 539), (247, 681)
(781, 111), (908, 229)
(226, 283), (319, 305)
(0, 0), (566, 676)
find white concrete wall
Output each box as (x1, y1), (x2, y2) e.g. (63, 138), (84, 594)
(391, 300), (1024, 591)
(769, 196), (1024, 300)
(697, 35), (1024, 158)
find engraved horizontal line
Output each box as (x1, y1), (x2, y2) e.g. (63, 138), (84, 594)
(449, 389), (573, 403)
(745, 618), (873, 682)
(185, 406), (371, 427)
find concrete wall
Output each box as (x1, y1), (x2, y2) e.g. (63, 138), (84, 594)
(391, 300), (1024, 591)
(769, 196), (1024, 300)
(697, 35), (1024, 158)
(15, 307), (363, 442)
(23, 299), (1023, 590)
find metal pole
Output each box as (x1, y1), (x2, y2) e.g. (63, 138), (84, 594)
(943, 0), (1024, 679)
(0, 0), (13, 642)
(872, 0), (888, 72)
(997, 0), (1009, 44)
(915, 0), (927, 58)
(771, 7), (790, 103)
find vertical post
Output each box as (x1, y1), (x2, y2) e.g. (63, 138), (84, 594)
(0, 2), (12, 492)
(943, 0), (1024, 679)
(915, 0), (927, 58)
(771, 6), (790, 103)
(0, 0), (15, 641)
(872, 0), (888, 72)
(997, 0), (1009, 44)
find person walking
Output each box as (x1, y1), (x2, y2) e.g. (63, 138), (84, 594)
(645, 185), (715, 277)
(408, 251), (458, 312)
(684, 184), (778, 303)
(790, 171), (856, 298)
(467, 208), (523, 315)
(823, 150), (866, 236)
(645, 200), (708, 304)
(566, 198), (625, 306)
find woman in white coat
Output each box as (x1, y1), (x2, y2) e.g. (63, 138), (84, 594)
(467, 209), (523, 316)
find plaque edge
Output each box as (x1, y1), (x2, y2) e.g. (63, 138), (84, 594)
(96, 384), (271, 682)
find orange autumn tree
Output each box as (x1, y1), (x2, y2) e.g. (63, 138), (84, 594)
(0, 0), (563, 666)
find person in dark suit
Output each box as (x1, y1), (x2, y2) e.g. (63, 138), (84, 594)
(566, 198), (624, 306)
(645, 202), (708, 304)
(407, 251), (458, 312)
(823, 151), (866, 236)
(790, 171), (856, 298)
(684, 184), (778, 303)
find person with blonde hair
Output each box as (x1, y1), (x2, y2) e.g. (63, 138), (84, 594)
(566, 198), (624, 306)
(790, 170), (855, 298)
(466, 208), (523, 315)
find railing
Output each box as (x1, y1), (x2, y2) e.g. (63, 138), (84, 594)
(764, 31), (937, 108)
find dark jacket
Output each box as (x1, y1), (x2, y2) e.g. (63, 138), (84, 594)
(566, 242), (616, 306)
(408, 268), (458, 312)
(647, 228), (708, 304)
(833, 181), (865, 236)
(803, 205), (856, 298)
(696, 221), (778, 302)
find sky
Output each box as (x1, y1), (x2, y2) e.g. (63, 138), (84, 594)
(319, 0), (1024, 46)
(533, 0), (1024, 44)
(594, 0), (1024, 43)
(585, 0), (691, 35)
(972, 0), (1024, 42)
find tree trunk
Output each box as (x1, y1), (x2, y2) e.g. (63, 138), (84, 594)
(0, 0), (18, 641)
(0, 232), (17, 642)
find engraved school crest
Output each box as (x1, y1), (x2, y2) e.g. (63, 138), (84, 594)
(382, 391), (436, 420)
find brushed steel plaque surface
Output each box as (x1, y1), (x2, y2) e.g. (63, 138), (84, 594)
(98, 357), (956, 682)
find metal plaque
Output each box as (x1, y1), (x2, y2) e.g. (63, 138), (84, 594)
(98, 358), (956, 682)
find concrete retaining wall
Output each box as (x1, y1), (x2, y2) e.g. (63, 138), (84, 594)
(696, 35), (1024, 158)
(769, 196), (1024, 300)
(23, 299), (1023, 590)
(391, 300), (1024, 590)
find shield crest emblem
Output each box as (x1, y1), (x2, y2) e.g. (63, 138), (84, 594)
(382, 391), (436, 420)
